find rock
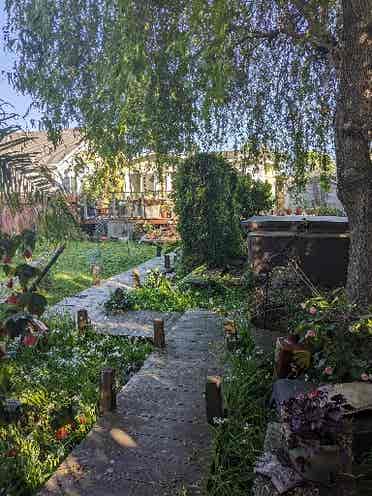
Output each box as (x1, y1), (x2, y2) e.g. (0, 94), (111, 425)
(253, 423), (320, 496)
(271, 379), (317, 413)
(0, 398), (23, 423)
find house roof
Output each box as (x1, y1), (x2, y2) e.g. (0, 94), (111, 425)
(5, 128), (83, 169)
(2, 129), (83, 192)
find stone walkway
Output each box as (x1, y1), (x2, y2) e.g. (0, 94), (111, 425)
(40, 256), (224, 495)
(40, 311), (223, 496)
(49, 254), (180, 338)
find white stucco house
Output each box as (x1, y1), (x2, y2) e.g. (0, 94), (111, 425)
(4, 129), (344, 219)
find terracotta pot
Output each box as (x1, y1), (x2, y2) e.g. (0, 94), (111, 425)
(275, 336), (311, 378)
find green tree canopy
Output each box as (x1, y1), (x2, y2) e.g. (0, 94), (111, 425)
(4, 1), (372, 306)
(174, 152), (242, 268)
(5, 1), (334, 165)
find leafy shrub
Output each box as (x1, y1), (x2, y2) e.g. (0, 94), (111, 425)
(174, 153), (242, 269)
(294, 291), (372, 383)
(105, 268), (251, 315)
(236, 175), (274, 220)
(0, 230), (48, 339)
(143, 268), (171, 290)
(104, 287), (138, 313)
(282, 389), (347, 447)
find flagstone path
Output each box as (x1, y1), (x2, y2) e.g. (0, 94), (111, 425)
(48, 254), (181, 338)
(39, 256), (224, 496)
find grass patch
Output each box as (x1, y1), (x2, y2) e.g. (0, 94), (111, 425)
(207, 317), (273, 496)
(0, 314), (152, 496)
(8, 240), (155, 306)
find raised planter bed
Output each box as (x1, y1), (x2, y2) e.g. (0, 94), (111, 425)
(242, 215), (350, 287)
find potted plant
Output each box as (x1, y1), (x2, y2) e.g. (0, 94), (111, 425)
(281, 389), (349, 483)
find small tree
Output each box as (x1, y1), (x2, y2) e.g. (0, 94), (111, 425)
(236, 175), (274, 220)
(0, 229), (47, 340)
(174, 153), (242, 268)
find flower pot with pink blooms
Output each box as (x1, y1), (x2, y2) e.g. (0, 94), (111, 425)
(294, 292), (372, 385)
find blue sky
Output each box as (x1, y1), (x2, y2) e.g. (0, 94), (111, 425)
(0, 0), (42, 128)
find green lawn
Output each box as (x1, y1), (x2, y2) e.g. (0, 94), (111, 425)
(31, 240), (156, 305)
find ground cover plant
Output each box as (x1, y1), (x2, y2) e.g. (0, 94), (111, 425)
(105, 266), (252, 315)
(207, 317), (273, 496)
(1, 240), (155, 306)
(0, 314), (152, 496)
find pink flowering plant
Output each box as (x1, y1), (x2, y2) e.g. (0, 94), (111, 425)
(293, 291), (372, 383)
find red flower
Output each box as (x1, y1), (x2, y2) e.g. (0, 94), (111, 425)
(6, 279), (13, 289)
(23, 249), (32, 259)
(6, 294), (19, 305)
(308, 389), (320, 399)
(55, 426), (69, 441)
(3, 255), (12, 264)
(324, 366), (334, 376)
(22, 334), (38, 347)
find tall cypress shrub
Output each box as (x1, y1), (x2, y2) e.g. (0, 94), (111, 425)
(174, 153), (242, 268)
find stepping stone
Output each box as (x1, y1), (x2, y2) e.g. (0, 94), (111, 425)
(38, 310), (223, 496)
(47, 255), (182, 339)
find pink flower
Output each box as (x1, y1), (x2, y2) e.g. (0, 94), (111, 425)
(361, 373), (369, 382)
(324, 367), (334, 376)
(309, 306), (317, 316)
(22, 334), (38, 347)
(305, 329), (316, 339)
(308, 389), (320, 399)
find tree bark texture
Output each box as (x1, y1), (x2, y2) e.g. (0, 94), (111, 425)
(335, 0), (372, 308)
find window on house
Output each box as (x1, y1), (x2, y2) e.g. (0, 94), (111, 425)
(129, 172), (141, 197)
(144, 173), (155, 196)
(62, 174), (71, 193)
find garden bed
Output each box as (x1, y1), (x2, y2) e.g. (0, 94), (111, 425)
(0, 314), (152, 496)
(207, 317), (273, 496)
(104, 263), (253, 316)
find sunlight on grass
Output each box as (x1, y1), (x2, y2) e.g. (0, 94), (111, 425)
(0, 240), (155, 306)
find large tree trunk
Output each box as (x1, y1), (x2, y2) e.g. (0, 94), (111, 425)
(335, 0), (372, 309)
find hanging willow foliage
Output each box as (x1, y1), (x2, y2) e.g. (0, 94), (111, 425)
(4, 1), (336, 168)
(4, 1), (372, 306)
